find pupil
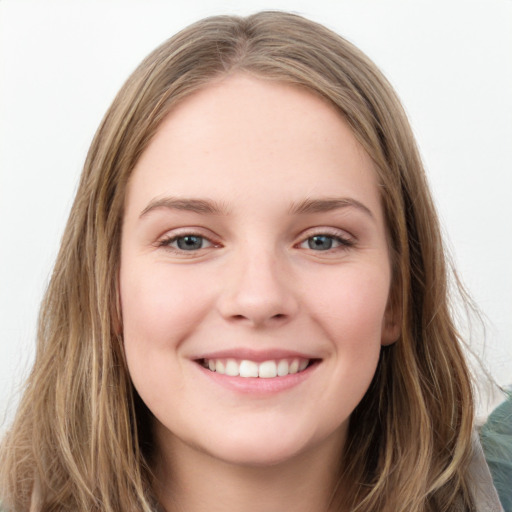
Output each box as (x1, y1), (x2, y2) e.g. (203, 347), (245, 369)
(177, 236), (203, 250)
(308, 235), (333, 250)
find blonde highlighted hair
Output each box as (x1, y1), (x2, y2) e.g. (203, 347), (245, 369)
(1, 11), (475, 511)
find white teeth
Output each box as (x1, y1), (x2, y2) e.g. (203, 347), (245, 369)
(225, 359), (239, 377)
(277, 359), (289, 376)
(289, 359), (299, 374)
(216, 360), (226, 375)
(239, 360), (259, 377)
(202, 357), (311, 378)
(259, 360), (277, 378)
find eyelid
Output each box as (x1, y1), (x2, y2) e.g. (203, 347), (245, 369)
(295, 227), (356, 252)
(156, 227), (221, 254)
(297, 226), (355, 243)
(154, 226), (355, 255)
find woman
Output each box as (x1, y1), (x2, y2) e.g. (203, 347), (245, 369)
(0, 11), (503, 512)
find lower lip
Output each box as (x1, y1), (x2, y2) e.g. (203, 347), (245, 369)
(194, 361), (319, 395)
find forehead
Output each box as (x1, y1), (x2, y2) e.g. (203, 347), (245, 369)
(126, 73), (382, 220)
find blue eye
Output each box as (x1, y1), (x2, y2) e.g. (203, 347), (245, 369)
(307, 235), (335, 251)
(299, 234), (353, 251)
(162, 235), (213, 251)
(175, 235), (205, 250)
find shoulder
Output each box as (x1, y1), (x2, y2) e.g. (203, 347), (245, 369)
(480, 393), (512, 512)
(469, 429), (504, 511)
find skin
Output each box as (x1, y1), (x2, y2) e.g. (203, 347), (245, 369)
(120, 74), (399, 512)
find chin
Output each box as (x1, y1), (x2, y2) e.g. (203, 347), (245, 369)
(194, 422), (339, 469)
(205, 440), (310, 468)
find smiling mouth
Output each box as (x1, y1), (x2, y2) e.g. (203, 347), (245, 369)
(198, 358), (318, 378)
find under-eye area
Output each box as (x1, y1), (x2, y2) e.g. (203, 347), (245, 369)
(197, 358), (321, 378)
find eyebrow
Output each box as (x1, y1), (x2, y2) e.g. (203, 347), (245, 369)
(139, 196), (374, 219)
(140, 197), (229, 218)
(289, 197), (374, 219)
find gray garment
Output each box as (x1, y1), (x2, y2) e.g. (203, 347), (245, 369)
(480, 394), (512, 512)
(470, 431), (505, 511)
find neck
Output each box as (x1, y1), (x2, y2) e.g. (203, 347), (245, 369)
(153, 425), (345, 512)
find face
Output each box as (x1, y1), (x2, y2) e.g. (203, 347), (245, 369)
(120, 74), (399, 468)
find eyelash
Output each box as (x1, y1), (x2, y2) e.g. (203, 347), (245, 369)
(157, 229), (355, 255)
(297, 232), (354, 252)
(157, 232), (217, 254)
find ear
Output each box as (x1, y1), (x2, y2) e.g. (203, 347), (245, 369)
(381, 287), (402, 346)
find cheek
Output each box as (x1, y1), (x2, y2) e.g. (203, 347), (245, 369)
(120, 261), (214, 351)
(305, 264), (391, 346)
(306, 266), (389, 417)
(119, 261), (214, 412)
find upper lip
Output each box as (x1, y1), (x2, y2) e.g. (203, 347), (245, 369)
(192, 348), (320, 362)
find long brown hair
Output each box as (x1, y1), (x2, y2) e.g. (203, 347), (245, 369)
(0, 11), (474, 511)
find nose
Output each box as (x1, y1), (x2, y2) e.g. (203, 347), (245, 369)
(216, 249), (299, 328)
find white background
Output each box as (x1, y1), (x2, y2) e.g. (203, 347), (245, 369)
(1, 0), (511, 428)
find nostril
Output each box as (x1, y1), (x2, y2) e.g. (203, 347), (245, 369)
(228, 312), (288, 324)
